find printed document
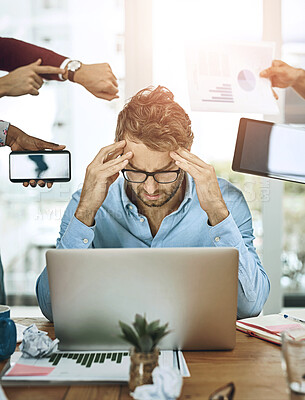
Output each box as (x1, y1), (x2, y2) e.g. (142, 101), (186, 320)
(186, 41), (279, 114)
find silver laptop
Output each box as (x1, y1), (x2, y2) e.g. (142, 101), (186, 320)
(46, 247), (238, 351)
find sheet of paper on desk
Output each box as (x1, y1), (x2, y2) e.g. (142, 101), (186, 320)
(2, 350), (190, 384)
(186, 41), (279, 114)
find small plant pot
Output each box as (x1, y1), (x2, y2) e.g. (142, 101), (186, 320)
(129, 347), (159, 392)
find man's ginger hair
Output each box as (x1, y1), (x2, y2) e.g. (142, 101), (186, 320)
(115, 86), (194, 151)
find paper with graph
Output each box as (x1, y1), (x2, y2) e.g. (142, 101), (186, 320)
(2, 350), (190, 384)
(186, 41), (279, 114)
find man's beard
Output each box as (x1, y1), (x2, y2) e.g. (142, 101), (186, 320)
(128, 171), (185, 208)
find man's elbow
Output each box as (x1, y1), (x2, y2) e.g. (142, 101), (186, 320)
(36, 273), (53, 322)
(237, 276), (270, 319)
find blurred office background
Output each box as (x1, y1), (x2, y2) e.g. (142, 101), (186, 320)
(0, 0), (304, 312)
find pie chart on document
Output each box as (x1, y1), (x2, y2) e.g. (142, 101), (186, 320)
(237, 69), (256, 91)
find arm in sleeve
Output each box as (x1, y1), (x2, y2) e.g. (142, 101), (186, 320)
(0, 37), (67, 80)
(36, 190), (96, 321)
(207, 184), (270, 319)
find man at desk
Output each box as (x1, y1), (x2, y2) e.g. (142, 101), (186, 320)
(36, 86), (270, 322)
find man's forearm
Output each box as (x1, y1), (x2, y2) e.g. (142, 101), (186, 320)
(206, 204), (229, 226)
(75, 205), (98, 227)
(205, 197), (229, 226)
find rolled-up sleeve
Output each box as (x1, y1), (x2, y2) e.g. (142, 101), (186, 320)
(36, 190), (95, 321)
(207, 185), (270, 319)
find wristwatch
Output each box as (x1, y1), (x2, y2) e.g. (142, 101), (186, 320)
(66, 60), (82, 82)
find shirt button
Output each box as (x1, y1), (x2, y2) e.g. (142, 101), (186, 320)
(214, 236), (220, 242)
(139, 218), (145, 223)
(128, 205), (133, 210)
(83, 238), (89, 244)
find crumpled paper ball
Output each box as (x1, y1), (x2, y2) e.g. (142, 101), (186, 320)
(130, 366), (183, 400)
(19, 324), (59, 358)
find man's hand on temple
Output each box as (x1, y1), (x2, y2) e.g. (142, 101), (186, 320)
(0, 59), (65, 97)
(170, 148), (229, 226)
(6, 124), (66, 188)
(70, 63), (119, 100)
(75, 140), (133, 227)
(260, 60), (305, 100)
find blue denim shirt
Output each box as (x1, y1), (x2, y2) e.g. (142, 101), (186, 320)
(36, 174), (270, 322)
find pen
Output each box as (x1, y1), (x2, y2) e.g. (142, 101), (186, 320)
(283, 314), (305, 324)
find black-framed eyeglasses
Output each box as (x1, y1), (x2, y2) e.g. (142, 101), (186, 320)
(121, 168), (181, 184)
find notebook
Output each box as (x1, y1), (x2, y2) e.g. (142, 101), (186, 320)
(236, 313), (305, 345)
(1, 350), (190, 386)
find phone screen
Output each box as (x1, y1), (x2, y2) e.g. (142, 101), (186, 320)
(9, 151), (71, 182)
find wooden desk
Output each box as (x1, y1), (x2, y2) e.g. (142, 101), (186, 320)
(0, 318), (289, 400)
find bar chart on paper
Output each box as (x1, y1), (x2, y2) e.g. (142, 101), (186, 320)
(186, 41), (279, 114)
(2, 350), (190, 384)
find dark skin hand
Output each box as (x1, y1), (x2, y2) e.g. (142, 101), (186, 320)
(6, 124), (65, 188)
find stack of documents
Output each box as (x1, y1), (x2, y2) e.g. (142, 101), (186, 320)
(237, 313), (305, 345)
(1, 350), (190, 385)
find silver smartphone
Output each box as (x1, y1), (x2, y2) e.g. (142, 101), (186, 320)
(9, 150), (71, 183)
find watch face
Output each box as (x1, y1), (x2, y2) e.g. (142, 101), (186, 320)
(68, 60), (81, 72)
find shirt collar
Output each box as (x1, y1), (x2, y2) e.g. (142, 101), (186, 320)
(120, 172), (194, 211)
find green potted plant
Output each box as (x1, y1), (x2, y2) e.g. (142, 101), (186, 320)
(119, 314), (170, 391)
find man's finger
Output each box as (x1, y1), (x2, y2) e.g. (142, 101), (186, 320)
(100, 151), (132, 170)
(171, 151), (206, 177)
(34, 138), (66, 150)
(32, 73), (44, 87)
(34, 65), (65, 75)
(29, 180), (37, 187)
(47, 182), (53, 189)
(93, 140), (126, 163)
(171, 148), (209, 169)
(29, 88), (40, 96)
(272, 60), (284, 68)
(95, 92), (119, 101)
(260, 67), (272, 78)
(23, 182), (29, 187)
(29, 59), (42, 67)
(105, 147), (126, 162)
(37, 180), (46, 187)
(31, 80), (42, 90)
(111, 73), (119, 86)
(100, 158), (129, 176)
(105, 64), (118, 83)
(98, 83), (119, 96)
(260, 66), (283, 79)
(174, 159), (200, 179)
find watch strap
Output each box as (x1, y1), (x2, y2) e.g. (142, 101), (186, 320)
(68, 69), (75, 82)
